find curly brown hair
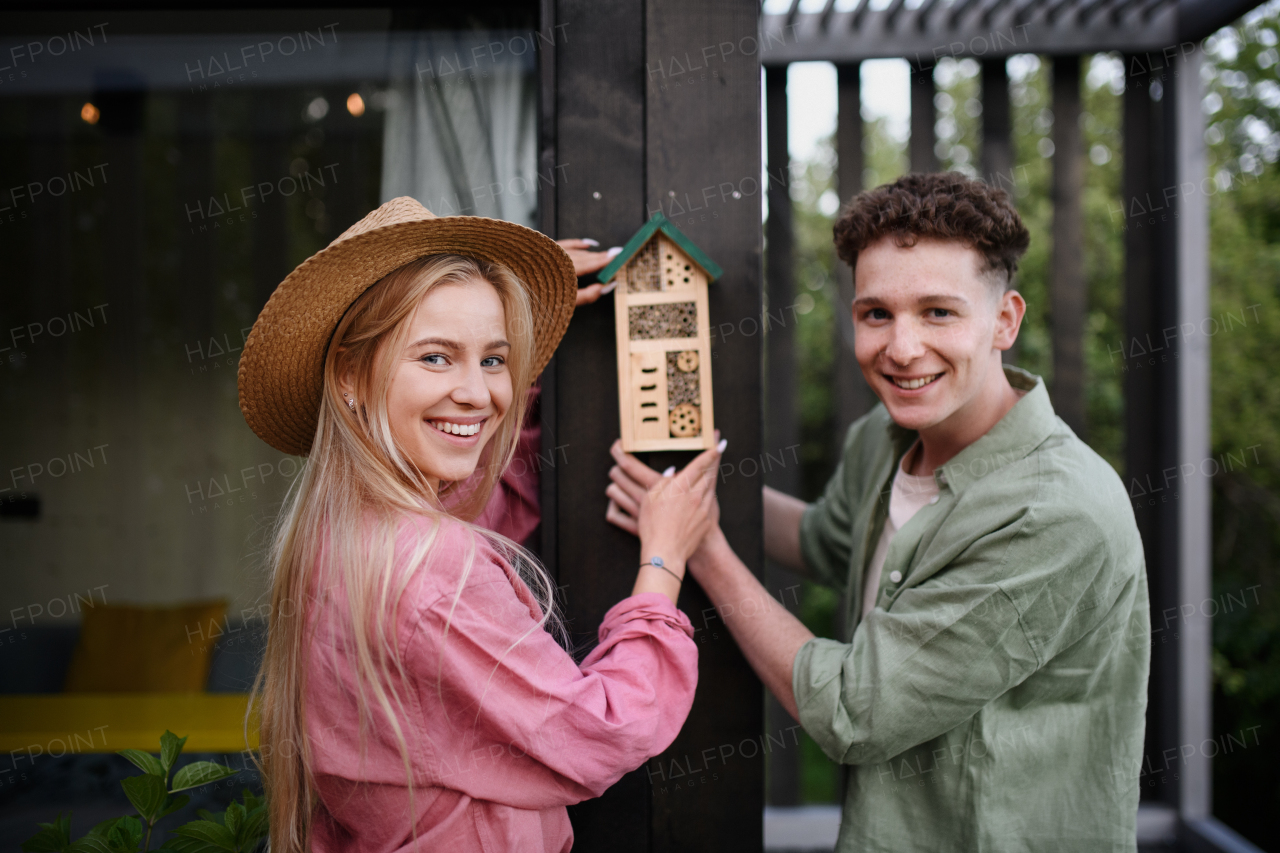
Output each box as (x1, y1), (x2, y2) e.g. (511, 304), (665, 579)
(833, 171), (1030, 288)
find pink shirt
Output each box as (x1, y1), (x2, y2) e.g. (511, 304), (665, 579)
(305, 515), (698, 852)
(472, 386), (543, 546)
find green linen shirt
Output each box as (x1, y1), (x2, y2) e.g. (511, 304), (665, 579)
(796, 367), (1150, 853)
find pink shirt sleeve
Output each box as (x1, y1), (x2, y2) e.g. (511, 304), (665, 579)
(403, 524), (697, 811)
(472, 386), (542, 545)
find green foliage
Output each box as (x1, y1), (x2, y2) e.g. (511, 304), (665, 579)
(1005, 54), (1053, 384)
(1198, 5), (1280, 846)
(22, 731), (265, 853)
(934, 58), (983, 177)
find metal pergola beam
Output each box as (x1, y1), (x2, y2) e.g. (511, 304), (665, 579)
(761, 5), (1179, 64)
(759, 0), (1262, 66)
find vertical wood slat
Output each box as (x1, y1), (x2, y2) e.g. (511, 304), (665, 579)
(765, 65), (797, 491)
(646, 1), (764, 850)
(981, 58), (1021, 367)
(980, 58), (1014, 189)
(763, 63), (801, 807)
(909, 63), (938, 173)
(1122, 52), (1181, 811)
(552, 1), (650, 849)
(834, 62), (875, 442)
(1050, 56), (1085, 437)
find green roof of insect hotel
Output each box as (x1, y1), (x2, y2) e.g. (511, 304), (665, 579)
(596, 212), (724, 285)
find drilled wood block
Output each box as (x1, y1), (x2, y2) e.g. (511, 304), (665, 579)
(628, 301), (697, 340)
(631, 350), (669, 441)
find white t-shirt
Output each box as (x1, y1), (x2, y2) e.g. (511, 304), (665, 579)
(862, 441), (940, 617)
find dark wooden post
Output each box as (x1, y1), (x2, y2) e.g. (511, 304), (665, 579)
(765, 65), (797, 487)
(763, 63), (802, 807)
(1122, 51), (1181, 814)
(980, 58), (1014, 190)
(1050, 55), (1085, 437)
(981, 57), (1021, 367)
(834, 63), (875, 442)
(547, 1), (764, 849)
(910, 63), (937, 173)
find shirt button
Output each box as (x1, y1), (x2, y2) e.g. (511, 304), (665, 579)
(889, 570), (903, 584)
(928, 495), (939, 505)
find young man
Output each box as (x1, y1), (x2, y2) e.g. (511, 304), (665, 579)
(606, 172), (1150, 851)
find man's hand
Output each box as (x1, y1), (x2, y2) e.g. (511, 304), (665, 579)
(605, 433), (721, 545)
(556, 238), (622, 306)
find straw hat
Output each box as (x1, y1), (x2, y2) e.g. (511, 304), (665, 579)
(237, 197), (577, 456)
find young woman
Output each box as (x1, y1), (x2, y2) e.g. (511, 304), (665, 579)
(237, 198), (721, 852)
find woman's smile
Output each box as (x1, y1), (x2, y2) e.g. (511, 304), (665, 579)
(428, 416), (488, 439)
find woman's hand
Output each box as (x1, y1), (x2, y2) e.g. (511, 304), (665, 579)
(556, 238), (622, 306)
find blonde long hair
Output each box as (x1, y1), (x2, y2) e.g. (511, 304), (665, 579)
(250, 255), (560, 852)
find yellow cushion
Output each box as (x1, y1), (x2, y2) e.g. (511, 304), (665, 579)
(0, 693), (257, 752)
(63, 601), (228, 692)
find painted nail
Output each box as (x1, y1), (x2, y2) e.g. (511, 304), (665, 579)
(606, 246), (623, 257)
(716, 438), (727, 453)
(581, 238), (599, 247)
(662, 466), (676, 477)
(599, 281), (618, 295)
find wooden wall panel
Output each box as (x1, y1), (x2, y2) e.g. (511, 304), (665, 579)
(550, 1), (651, 849)
(646, 1), (764, 850)
(545, 1), (764, 848)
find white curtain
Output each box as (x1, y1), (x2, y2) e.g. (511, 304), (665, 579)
(381, 30), (538, 227)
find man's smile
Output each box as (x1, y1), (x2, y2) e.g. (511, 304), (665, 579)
(886, 372), (943, 391)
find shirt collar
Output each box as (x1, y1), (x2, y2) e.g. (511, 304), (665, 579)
(884, 366), (1058, 495)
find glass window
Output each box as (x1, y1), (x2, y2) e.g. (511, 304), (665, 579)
(0, 6), (541, 690)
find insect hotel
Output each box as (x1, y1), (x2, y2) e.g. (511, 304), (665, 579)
(598, 213), (722, 452)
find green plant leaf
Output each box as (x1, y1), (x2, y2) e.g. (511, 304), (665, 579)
(85, 818), (122, 839)
(156, 793), (191, 821)
(238, 807), (267, 848)
(156, 837), (228, 853)
(118, 749), (165, 777)
(106, 817), (143, 853)
(122, 773), (168, 822)
(21, 812), (71, 852)
(169, 820), (237, 851)
(223, 802), (243, 838)
(159, 731), (188, 777)
(65, 837), (115, 853)
(170, 761), (236, 793)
